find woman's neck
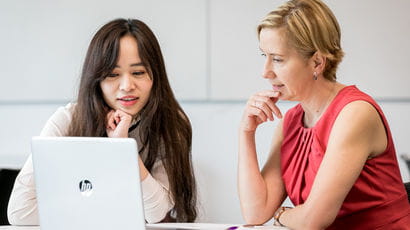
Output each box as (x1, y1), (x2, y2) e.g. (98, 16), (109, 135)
(301, 81), (343, 128)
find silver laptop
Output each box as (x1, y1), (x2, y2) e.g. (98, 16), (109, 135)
(32, 136), (146, 230)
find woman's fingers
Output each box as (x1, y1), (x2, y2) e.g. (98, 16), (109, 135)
(256, 91), (282, 118)
(270, 102), (283, 119)
(241, 90), (281, 132)
(105, 109), (133, 138)
(265, 97), (282, 119)
(106, 109), (132, 131)
(252, 100), (273, 121)
(106, 110), (116, 130)
(114, 112), (121, 125)
(251, 106), (268, 122)
(113, 110), (132, 125)
(250, 91), (282, 121)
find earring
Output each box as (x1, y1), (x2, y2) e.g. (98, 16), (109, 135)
(313, 72), (318, 80)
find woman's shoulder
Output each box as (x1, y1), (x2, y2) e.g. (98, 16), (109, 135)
(39, 102), (77, 136)
(283, 103), (303, 127)
(333, 85), (375, 106)
(50, 102), (77, 123)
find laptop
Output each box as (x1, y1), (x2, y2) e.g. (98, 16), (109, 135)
(32, 136), (146, 230)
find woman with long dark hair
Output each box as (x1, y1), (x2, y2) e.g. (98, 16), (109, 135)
(8, 18), (197, 224)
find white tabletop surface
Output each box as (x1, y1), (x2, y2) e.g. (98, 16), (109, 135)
(147, 223), (288, 229)
(0, 227), (38, 230)
(0, 223), (288, 230)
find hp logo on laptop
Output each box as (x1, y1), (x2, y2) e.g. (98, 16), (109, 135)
(79, 180), (93, 197)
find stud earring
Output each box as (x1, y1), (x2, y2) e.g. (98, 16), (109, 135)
(313, 72), (318, 80)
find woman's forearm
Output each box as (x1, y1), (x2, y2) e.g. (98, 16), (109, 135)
(238, 130), (271, 224)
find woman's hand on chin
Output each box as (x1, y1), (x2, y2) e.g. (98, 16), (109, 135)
(240, 90), (282, 133)
(105, 109), (133, 138)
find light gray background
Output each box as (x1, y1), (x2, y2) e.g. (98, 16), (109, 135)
(1, 0), (410, 224)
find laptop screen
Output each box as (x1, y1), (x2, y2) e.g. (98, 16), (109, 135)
(32, 136), (145, 230)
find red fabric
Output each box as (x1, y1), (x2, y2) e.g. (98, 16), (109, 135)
(281, 85), (410, 229)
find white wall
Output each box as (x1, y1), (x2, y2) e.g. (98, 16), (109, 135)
(0, 0), (207, 101)
(1, 0), (410, 102)
(1, 0), (410, 224)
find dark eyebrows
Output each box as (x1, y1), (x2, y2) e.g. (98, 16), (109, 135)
(114, 63), (145, 68)
(130, 63), (144, 67)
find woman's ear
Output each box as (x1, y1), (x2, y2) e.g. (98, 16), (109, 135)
(311, 51), (326, 74)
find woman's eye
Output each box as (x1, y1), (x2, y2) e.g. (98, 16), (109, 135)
(133, 71), (145, 76)
(108, 73), (119, 78)
(273, 58), (283, 63)
(260, 53), (267, 57)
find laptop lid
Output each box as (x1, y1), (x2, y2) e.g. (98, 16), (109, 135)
(32, 136), (145, 230)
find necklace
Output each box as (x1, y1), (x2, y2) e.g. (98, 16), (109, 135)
(304, 83), (338, 128)
(315, 83), (337, 113)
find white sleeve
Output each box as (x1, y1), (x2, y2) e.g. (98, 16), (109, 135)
(7, 104), (73, 225)
(141, 160), (174, 223)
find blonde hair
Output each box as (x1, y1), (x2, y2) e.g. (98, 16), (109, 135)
(257, 0), (344, 81)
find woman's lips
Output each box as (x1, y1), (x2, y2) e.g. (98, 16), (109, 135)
(118, 96), (138, 106)
(272, 84), (284, 91)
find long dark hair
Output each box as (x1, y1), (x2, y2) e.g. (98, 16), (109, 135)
(68, 18), (197, 222)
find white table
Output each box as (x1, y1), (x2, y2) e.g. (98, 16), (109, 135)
(0, 227), (38, 230)
(0, 223), (289, 230)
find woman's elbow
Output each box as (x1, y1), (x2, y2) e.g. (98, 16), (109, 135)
(7, 208), (22, 226)
(7, 213), (39, 226)
(244, 217), (264, 226)
(242, 210), (270, 226)
(7, 204), (39, 225)
(303, 222), (332, 230)
(303, 213), (336, 230)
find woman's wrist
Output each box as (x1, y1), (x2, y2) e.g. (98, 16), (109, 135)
(273, 206), (292, 227)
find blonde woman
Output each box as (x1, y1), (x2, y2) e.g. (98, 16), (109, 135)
(238, 0), (410, 229)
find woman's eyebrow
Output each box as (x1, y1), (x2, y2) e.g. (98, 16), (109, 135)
(130, 63), (144, 67)
(114, 62), (144, 68)
(259, 47), (284, 56)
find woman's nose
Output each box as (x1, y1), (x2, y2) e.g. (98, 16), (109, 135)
(262, 58), (275, 79)
(119, 74), (136, 92)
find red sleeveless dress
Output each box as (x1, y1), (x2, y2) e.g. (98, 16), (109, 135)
(281, 85), (410, 229)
